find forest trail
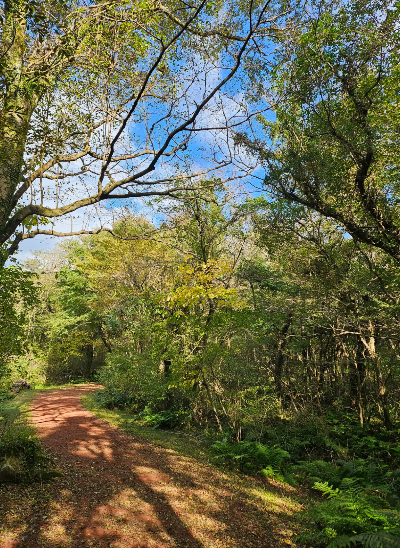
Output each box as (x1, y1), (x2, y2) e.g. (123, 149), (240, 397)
(2, 386), (302, 548)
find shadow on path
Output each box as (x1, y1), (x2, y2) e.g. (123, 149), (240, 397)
(2, 386), (302, 548)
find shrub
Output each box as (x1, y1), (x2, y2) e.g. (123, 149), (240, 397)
(328, 531), (400, 548)
(0, 392), (15, 403)
(93, 388), (134, 410)
(293, 458), (391, 491)
(96, 350), (169, 413)
(211, 440), (290, 476)
(296, 477), (400, 547)
(5, 351), (47, 388)
(138, 406), (190, 429)
(0, 426), (56, 483)
(293, 460), (343, 488)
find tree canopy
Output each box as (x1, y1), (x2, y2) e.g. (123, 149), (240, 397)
(239, 0), (400, 260)
(2, 2), (400, 546)
(0, 0), (291, 262)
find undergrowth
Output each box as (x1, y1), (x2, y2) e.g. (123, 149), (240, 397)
(0, 390), (59, 483)
(87, 389), (400, 548)
(211, 439), (290, 479)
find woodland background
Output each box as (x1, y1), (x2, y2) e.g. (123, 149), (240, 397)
(1, 1), (400, 547)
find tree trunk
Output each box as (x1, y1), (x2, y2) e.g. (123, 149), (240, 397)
(85, 343), (94, 379)
(0, 2), (40, 252)
(360, 322), (393, 430)
(274, 317), (292, 404)
(349, 336), (366, 427)
(161, 359), (173, 409)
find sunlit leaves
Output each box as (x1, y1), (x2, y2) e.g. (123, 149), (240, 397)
(0, 266), (38, 374)
(251, 0), (400, 259)
(165, 258), (244, 312)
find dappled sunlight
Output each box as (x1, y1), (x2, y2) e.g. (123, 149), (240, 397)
(30, 389), (117, 463)
(249, 488), (303, 514)
(134, 465), (171, 484)
(2, 538), (20, 548)
(0, 387), (304, 548)
(73, 437), (114, 460)
(41, 523), (71, 546)
(83, 492), (171, 548)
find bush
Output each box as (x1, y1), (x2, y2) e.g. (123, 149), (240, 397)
(137, 406), (190, 429)
(292, 460), (343, 488)
(0, 392), (15, 403)
(304, 481), (400, 548)
(260, 417), (332, 462)
(93, 388), (134, 410)
(5, 351), (47, 388)
(211, 440), (290, 476)
(0, 426), (55, 483)
(296, 464), (400, 547)
(96, 350), (168, 412)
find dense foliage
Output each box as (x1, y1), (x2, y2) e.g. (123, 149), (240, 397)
(1, 0), (400, 546)
(241, 0), (400, 261)
(0, 265), (38, 379)
(6, 185), (400, 544)
(0, 392), (57, 483)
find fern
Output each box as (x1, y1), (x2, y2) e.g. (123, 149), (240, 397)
(313, 481), (340, 498)
(308, 482), (397, 541)
(328, 531), (400, 548)
(211, 440), (290, 474)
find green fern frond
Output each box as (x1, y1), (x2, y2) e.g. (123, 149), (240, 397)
(375, 510), (400, 519)
(328, 531), (400, 548)
(313, 481), (340, 498)
(326, 534), (353, 548)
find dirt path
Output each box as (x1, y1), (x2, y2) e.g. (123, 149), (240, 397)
(1, 386), (302, 548)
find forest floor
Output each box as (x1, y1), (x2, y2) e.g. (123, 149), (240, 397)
(0, 385), (307, 548)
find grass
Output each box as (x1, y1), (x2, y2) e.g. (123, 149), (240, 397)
(82, 393), (216, 465)
(0, 388), (59, 483)
(82, 392), (310, 545)
(0, 389), (38, 433)
(0, 386), (310, 547)
(0, 389), (54, 547)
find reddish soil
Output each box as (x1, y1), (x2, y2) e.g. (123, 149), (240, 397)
(0, 385), (302, 548)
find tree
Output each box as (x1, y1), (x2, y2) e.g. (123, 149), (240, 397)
(16, 189), (400, 429)
(0, 0), (288, 264)
(239, 0), (400, 261)
(252, 200), (400, 429)
(0, 265), (37, 380)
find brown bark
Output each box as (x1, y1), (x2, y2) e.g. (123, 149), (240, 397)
(349, 337), (366, 427)
(84, 342), (94, 379)
(274, 317), (292, 403)
(360, 321), (393, 430)
(0, 1), (39, 232)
